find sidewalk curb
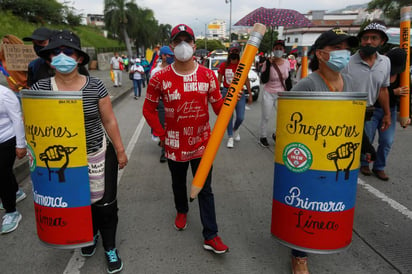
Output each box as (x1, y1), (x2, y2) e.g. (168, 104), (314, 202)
(14, 85), (133, 185)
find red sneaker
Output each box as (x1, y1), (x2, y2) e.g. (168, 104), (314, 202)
(203, 236), (229, 254)
(174, 213), (187, 231)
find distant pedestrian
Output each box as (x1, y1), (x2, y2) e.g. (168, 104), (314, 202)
(141, 56), (150, 87)
(0, 84), (27, 234)
(143, 24), (229, 254)
(217, 44), (252, 148)
(259, 40), (290, 147)
(110, 52), (123, 87)
(130, 58), (144, 99)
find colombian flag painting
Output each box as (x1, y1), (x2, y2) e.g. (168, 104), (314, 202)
(271, 92), (366, 253)
(21, 90), (93, 248)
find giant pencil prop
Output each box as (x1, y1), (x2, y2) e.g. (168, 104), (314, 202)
(300, 47), (308, 79)
(400, 6), (411, 127)
(190, 23), (266, 200)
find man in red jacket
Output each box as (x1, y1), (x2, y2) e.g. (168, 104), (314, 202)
(143, 24), (229, 254)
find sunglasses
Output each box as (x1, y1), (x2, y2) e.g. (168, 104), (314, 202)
(52, 47), (76, 56)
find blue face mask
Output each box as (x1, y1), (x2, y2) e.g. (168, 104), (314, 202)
(166, 56), (174, 64)
(51, 53), (78, 74)
(324, 49), (351, 72)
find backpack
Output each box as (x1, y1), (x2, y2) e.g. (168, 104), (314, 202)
(260, 59), (271, 84)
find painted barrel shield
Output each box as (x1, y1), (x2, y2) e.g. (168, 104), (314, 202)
(271, 92), (366, 253)
(21, 90), (93, 248)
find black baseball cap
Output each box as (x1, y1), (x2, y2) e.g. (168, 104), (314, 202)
(23, 27), (54, 41)
(313, 28), (358, 50)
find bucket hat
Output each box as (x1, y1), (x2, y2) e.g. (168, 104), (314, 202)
(358, 20), (388, 43)
(39, 30), (89, 66)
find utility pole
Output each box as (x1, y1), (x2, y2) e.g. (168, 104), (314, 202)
(225, 0), (232, 42)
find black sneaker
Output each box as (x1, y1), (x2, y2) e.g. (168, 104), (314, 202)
(259, 138), (269, 147)
(80, 234), (99, 257)
(105, 248), (123, 274)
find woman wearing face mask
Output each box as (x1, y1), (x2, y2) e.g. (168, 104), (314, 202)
(259, 40), (290, 147)
(289, 28), (358, 274)
(218, 44), (252, 148)
(31, 30), (127, 274)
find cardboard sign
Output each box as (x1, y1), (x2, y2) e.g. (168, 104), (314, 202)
(3, 44), (37, 71)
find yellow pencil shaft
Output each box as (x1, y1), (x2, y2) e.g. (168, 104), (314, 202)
(400, 8), (411, 121)
(190, 23), (266, 198)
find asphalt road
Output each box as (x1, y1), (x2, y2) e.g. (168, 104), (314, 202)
(1, 80), (412, 274)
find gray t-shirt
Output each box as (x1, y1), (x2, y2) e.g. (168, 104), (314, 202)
(291, 71), (355, 92)
(342, 51), (390, 106)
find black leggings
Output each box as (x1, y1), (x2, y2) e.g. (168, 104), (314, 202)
(0, 137), (18, 213)
(90, 142), (119, 250)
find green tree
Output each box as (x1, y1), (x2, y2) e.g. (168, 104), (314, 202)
(259, 28), (279, 54)
(157, 24), (172, 45)
(367, 0), (410, 25)
(195, 39), (225, 51)
(0, 0), (64, 24)
(104, 0), (134, 57)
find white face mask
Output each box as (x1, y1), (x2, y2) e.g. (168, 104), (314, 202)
(173, 41), (194, 62)
(272, 50), (284, 58)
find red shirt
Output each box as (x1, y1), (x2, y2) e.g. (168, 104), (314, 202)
(143, 63), (223, 162)
(218, 62), (238, 88)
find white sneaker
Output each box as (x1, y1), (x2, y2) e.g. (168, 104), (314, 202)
(1, 211), (22, 234)
(234, 130), (240, 141)
(227, 137), (234, 148)
(151, 135), (160, 142)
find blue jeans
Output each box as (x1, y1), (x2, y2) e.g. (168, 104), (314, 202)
(167, 158), (218, 240)
(133, 79), (143, 97)
(221, 87), (246, 137)
(361, 106), (397, 169)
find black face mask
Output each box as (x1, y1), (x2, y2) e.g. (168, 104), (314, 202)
(33, 45), (44, 56)
(360, 45), (379, 56)
(229, 53), (239, 60)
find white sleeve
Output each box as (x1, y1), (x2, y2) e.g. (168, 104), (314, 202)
(4, 89), (26, 148)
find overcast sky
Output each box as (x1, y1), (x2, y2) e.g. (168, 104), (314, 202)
(66, 0), (371, 34)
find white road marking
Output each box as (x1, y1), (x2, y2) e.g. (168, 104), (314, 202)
(63, 117), (146, 274)
(358, 178), (412, 220)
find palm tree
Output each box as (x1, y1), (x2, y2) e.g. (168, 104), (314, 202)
(104, 0), (134, 57)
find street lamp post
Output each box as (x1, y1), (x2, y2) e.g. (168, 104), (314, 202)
(225, 0), (232, 41)
(204, 23), (207, 50)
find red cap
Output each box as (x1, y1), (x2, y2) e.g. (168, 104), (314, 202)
(171, 24), (195, 42)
